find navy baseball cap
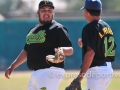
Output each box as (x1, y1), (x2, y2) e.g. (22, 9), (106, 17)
(80, 0), (102, 10)
(39, 0), (54, 9)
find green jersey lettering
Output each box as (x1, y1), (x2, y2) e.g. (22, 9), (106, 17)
(104, 36), (115, 57)
(26, 30), (46, 44)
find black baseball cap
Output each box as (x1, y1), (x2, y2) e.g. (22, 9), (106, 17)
(39, 0), (54, 9)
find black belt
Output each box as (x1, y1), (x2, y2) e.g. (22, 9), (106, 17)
(98, 62), (107, 66)
(33, 67), (64, 71)
(33, 69), (40, 71)
(32, 67), (51, 71)
(30, 68), (45, 71)
(33, 68), (47, 71)
(90, 62), (107, 68)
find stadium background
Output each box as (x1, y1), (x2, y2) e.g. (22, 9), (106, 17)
(0, 1), (120, 90)
(0, 0), (120, 71)
(0, 18), (120, 70)
(0, 0), (120, 90)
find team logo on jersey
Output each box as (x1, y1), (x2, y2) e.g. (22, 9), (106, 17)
(40, 87), (47, 90)
(26, 30), (46, 44)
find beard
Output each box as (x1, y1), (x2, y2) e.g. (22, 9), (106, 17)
(40, 19), (52, 25)
(39, 14), (53, 25)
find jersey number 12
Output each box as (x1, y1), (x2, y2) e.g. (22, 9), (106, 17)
(104, 36), (115, 57)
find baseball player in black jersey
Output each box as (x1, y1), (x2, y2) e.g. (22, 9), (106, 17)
(77, 0), (117, 90)
(5, 0), (73, 90)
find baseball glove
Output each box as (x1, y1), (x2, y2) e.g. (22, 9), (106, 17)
(65, 78), (82, 90)
(46, 47), (65, 64)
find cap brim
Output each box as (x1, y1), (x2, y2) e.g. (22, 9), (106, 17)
(80, 7), (84, 10)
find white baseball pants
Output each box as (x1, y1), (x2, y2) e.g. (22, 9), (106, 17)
(28, 67), (65, 90)
(85, 62), (113, 90)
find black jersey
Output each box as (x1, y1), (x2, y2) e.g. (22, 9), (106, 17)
(82, 20), (116, 67)
(24, 20), (72, 70)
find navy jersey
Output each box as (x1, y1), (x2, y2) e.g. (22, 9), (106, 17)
(82, 20), (116, 67)
(24, 20), (72, 70)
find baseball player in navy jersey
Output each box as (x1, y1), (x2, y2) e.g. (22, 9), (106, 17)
(77, 0), (117, 90)
(5, 0), (73, 90)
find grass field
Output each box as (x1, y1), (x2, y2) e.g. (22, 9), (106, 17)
(0, 70), (120, 90)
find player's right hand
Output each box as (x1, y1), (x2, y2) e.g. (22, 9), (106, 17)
(5, 67), (14, 79)
(78, 38), (83, 48)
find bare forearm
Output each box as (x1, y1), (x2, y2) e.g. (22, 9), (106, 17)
(79, 50), (94, 81)
(10, 50), (27, 69)
(61, 47), (73, 56)
(80, 52), (94, 74)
